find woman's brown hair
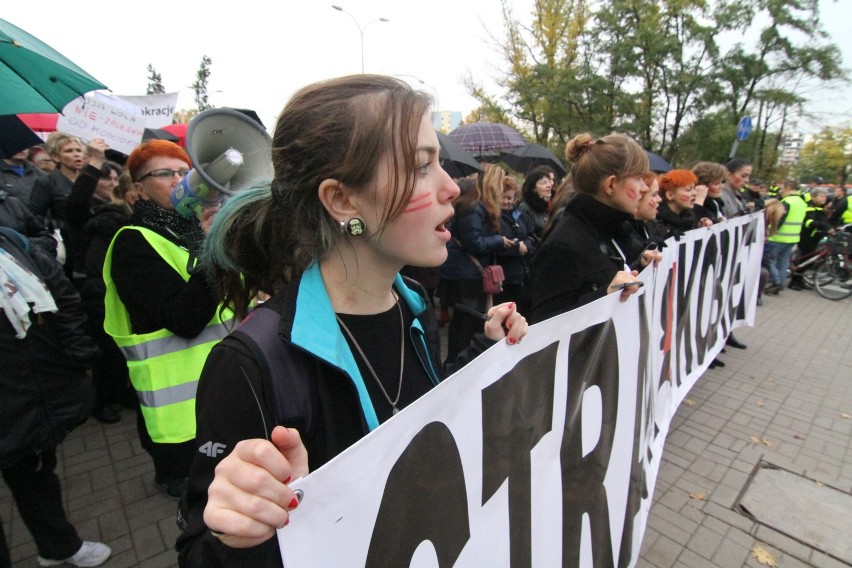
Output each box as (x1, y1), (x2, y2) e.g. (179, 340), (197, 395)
(564, 133), (649, 196)
(204, 75), (432, 318)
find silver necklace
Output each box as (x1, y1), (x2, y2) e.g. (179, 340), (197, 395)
(335, 293), (405, 415)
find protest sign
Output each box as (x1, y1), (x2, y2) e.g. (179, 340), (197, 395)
(115, 92), (179, 128)
(279, 214), (764, 567)
(57, 94), (144, 155)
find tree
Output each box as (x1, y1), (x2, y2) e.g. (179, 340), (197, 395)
(594, 0), (721, 161)
(794, 127), (852, 185)
(466, 0), (602, 150)
(191, 55), (213, 112)
(467, 0), (847, 170)
(146, 64), (165, 95)
(711, 0), (845, 128)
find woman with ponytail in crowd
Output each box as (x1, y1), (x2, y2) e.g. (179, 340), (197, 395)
(176, 75), (528, 567)
(528, 133), (661, 322)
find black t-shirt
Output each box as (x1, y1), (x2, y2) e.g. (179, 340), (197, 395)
(337, 299), (434, 423)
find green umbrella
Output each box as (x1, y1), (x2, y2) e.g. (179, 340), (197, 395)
(0, 18), (108, 115)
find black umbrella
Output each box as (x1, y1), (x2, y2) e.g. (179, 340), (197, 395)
(646, 151), (672, 173)
(0, 114), (42, 159)
(143, 127), (180, 143)
(500, 143), (566, 176)
(437, 132), (483, 179)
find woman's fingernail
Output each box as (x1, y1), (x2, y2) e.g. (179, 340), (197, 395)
(289, 497), (300, 510)
(509, 302), (515, 310)
(506, 322), (512, 329)
(507, 337), (516, 345)
(283, 475), (292, 484)
(281, 517), (290, 528)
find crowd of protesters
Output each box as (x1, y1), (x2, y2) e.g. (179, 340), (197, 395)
(2, 73), (851, 567)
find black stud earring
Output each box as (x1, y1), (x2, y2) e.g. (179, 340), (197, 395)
(345, 218), (366, 236)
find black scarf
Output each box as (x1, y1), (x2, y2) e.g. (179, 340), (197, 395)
(131, 199), (205, 257)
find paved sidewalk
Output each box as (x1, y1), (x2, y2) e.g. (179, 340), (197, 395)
(2, 290), (850, 567)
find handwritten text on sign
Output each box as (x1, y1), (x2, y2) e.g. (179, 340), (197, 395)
(57, 95), (144, 155)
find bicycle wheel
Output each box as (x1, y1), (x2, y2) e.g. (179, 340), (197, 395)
(807, 256), (831, 289)
(814, 257), (852, 301)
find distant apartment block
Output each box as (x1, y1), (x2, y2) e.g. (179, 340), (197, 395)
(778, 132), (806, 166)
(432, 111), (463, 133)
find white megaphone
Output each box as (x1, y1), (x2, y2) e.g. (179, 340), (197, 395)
(171, 108), (273, 218)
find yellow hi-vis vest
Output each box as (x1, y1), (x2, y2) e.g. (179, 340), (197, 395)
(103, 226), (234, 443)
(768, 194), (807, 244)
(842, 197), (852, 224)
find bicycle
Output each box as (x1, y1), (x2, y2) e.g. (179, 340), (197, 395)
(788, 243), (830, 289)
(813, 230), (852, 301)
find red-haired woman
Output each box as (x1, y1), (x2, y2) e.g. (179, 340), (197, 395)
(652, 169), (713, 242)
(103, 140), (233, 499)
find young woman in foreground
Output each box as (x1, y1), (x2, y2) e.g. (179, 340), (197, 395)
(177, 75), (527, 566)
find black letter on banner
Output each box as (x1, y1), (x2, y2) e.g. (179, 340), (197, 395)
(481, 342), (558, 568)
(695, 233), (719, 366)
(562, 320), (618, 567)
(619, 296), (653, 567)
(365, 422), (469, 568)
(658, 262), (676, 389)
(675, 240), (702, 383)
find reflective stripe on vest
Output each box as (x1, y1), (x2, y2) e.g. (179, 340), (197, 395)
(119, 321), (230, 362)
(137, 380), (199, 407)
(103, 226), (234, 443)
(769, 195), (807, 243)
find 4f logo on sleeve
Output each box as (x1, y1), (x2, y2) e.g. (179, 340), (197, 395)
(199, 441), (227, 457)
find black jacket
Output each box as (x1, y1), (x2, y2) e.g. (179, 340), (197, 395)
(440, 202), (505, 281)
(65, 163), (106, 277)
(0, 228), (97, 469)
(652, 205), (697, 243)
(81, 203), (130, 321)
(176, 267), (494, 567)
(109, 222), (219, 337)
(529, 193), (645, 322)
(0, 159), (45, 202)
(498, 207), (538, 285)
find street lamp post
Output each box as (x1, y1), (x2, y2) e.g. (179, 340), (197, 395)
(331, 5), (389, 74)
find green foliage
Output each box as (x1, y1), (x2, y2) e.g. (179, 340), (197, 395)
(794, 127), (852, 185)
(191, 55), (213, 112)
(468, 0), (847, 172)
(146, 64), (165, 95)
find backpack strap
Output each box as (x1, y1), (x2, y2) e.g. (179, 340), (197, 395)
(231, 305), (314, 435)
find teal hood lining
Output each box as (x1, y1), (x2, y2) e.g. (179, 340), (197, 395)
(290, 263), (428, 431)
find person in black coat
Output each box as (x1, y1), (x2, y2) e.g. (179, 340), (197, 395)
(518, 165), (555, 239)
(651, 169), (713, 243)
(529, 133), (660, 322)
(496, 175), (538, 305)
(692, 161), (728, 224)
(631, 172), (662, 246)
(440, 165), (515, 362)
(0, 228), (111, 567)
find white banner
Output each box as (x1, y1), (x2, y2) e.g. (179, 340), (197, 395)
(57, 94), (145, 156)
(280, 214), (764, 568)
(115, 92), (179, 128)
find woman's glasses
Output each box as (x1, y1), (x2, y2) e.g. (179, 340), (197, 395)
(137, 169), (190, 182)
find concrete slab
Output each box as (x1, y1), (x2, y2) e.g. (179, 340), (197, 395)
(738, 463), (852, 564)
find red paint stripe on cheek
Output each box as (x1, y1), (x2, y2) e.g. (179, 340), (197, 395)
(402, 201), (432, 213)
(403, 193), (432, 213)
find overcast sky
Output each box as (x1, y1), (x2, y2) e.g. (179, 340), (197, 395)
(5, 0), (851, 135)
